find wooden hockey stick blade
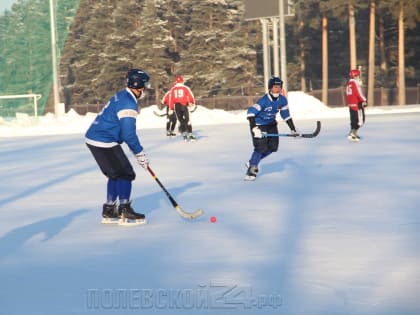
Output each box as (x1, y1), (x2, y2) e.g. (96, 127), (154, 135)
(175, 206), (204, 219)
(153, 110), (167, 117)
(189, 105), (198, 113)
(300, 120), (321, 138)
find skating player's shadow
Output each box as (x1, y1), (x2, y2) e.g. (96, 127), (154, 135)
(0, 209), (88, 258)
(190, 129), (207, 141)
(261, 158), (299, 176)
(132, 182), (201, 215)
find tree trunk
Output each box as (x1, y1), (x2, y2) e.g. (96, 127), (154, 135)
(368, 0), (376, 106)
(398, 0), (406, 105)
(378, 11), (387, 105)
(322, 14), (328, 105)
(348, 1), (357, 69)
(299, 20), (306, 92)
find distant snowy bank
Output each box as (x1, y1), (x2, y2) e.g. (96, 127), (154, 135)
(1, 92), (419, 138)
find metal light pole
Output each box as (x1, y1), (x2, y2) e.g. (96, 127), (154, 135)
(261, 19), (270, 91)
(279, 0), (287, 91)
(49, 0), (63, 116)
(271, 18), (279, 77)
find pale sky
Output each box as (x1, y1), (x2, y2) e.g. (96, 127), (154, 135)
(0, 0), (17, 13)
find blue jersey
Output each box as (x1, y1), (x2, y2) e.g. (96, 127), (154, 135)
(85, 88), (144, 155)
(247, 93), (291, 126)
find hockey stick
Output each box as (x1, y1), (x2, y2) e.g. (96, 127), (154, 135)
(153, 110), (167, 117)
(189, 104), (198, 113)
(153, 106), (197, 117)
(147, 165), (204, 219)
(263, 120), (321, 138)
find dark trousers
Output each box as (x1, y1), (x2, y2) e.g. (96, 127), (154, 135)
(166, 106), (177, 132)
(174, 103), (192, 134)
(251, 123), (279, 154)
(349, 103), (365, 130)
(249, 123), (279, 166)
(86, 143), (136, 202)
(86, 144), (135, 181)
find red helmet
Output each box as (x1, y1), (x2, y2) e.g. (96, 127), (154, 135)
(175, 75), (183, 83)
(349, 69), (360, 78)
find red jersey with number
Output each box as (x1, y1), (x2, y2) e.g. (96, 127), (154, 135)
(346, 79), (366, 111)
(168, 83), (195, 110)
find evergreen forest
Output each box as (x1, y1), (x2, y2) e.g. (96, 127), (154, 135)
(0, 0), (419, 114)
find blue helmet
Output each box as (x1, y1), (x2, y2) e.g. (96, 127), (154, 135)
(127, 69), (150, 89)
(268, 76), (283, 89)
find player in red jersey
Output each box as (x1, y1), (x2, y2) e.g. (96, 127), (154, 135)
(168, 75), (196, 141)
(346, 69), (367, 141)
(161, 86), (177, 136)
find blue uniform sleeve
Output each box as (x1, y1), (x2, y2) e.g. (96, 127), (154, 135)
(278, 96), (291, 121)
(247, 95), (278, 125)
(117, 90), (144, 154)
(120, 116), (143, 154)
(247, 103), (261, 118)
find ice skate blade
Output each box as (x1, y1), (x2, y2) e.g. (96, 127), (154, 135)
(347, 136), (360, 142)
(101, 217), (120, 224)
(118, 218), (147, 226)
(244, 175), (256, 181)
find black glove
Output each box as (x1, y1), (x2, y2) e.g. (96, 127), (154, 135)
(247, 116), (256, 129)
(286, 118), (297, 132)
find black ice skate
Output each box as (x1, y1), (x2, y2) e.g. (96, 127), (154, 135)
(245, 162), (259, 174)
(188, 133), (196, 142)
(347, 129), (360, 142)
(118, 201), (146, 226)
(244, 165), (258, 181)
(101, 202), (120, 224)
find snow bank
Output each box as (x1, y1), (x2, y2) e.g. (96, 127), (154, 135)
(1, 92), (419, 138)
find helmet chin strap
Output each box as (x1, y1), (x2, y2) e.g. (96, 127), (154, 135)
(132, 88), (145, 100)
(138, 90), (146, 100)
(271, 93), (280, 98)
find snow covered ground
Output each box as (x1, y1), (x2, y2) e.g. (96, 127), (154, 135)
(1, 92), (420, 315)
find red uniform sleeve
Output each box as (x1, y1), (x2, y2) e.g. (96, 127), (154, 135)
(168, 89), (176, 110)
(162, 91), (170, 107)
(346, 80), (366, 110)
(185, 86), (195, 105)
